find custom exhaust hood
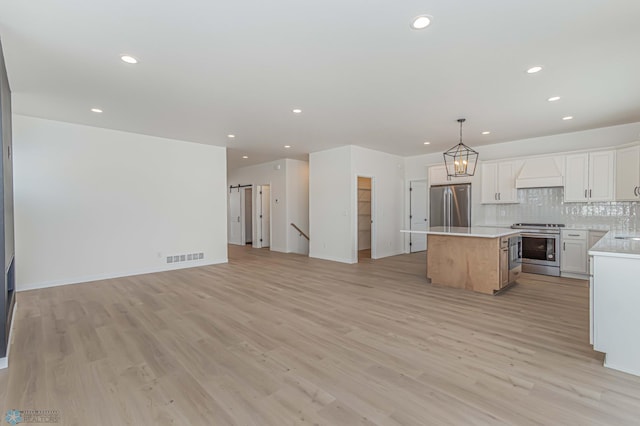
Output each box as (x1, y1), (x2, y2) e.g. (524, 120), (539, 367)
(515, 157), (564, 188)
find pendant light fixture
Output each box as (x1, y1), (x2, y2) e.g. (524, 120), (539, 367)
(443, 118), (479, 177)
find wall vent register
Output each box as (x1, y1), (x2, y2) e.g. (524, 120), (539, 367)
(167, 252), (204, 263)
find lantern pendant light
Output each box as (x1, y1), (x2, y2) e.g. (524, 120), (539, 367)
(443, 118), (479, 177)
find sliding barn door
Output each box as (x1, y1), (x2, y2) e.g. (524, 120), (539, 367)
(228, 188), (243, 245)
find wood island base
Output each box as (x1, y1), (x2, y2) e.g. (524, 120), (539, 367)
(427, 234), (505, 295)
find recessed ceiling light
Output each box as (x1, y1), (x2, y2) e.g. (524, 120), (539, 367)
(292, 109), (302, 114)
(423, 142), (430, 145)
(482, 131), (491, 135)
(411, 15), (432, 30)
(548, 96), (561, 102)
(562, 116), (574, 121)
(120, 55), (138, 64)
(284, 145), (291, 148)
(91, 108), (103, 113)
(227, 134), (235, 139)
(526, 66), (542, 74)
(242, 155), (248, 159)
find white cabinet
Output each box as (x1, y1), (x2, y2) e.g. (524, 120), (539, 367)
(562, 229), (607, 278)
(564, 154), (589, 201)
(615, 145), (640, 201)
(564, 151), (615, 202)
(428, 165), (472, 186)
(481, 161), (518, 204)
(590, 151), (616, 201)
(561, 230), (588, 275)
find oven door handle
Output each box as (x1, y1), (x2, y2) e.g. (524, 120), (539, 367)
(520, 233), (559, 238)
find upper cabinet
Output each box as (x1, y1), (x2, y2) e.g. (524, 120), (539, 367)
(428, 164), (472, 186)
(564, 151), (615, 202)
(615, 145), (640, 201)
(481, 161), (518, 204)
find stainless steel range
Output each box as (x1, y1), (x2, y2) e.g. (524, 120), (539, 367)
(511, 223), (565, 276)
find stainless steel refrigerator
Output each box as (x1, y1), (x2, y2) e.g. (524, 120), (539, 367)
(429, 183), (472, 227)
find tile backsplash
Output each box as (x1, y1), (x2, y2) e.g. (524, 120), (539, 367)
(479, 187), (640, 231)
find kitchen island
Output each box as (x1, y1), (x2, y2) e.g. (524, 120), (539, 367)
(402, 226), (520, 295)
(589, 231), (640, 376)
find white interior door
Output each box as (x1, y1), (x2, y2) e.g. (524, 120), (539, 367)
(242, 188), (252, 244)
(228, 188), (243, 245)
(410, 180), (428, 252)
(257, 185), (271, 248)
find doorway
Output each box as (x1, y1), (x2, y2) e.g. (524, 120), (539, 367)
(357, 176), (373, 261)
(228, 185), (253, 246)
(228, 186), (243, 245)
(244, 188), (252, 245)
(409, 180), (428, 252)
(255, 184), (271, 248)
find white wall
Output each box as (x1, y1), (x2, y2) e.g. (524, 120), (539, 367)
(228, 159), (287, 252)
(351, 146), (405, 260)
(309, 146), (352, 263)
(309, 146), (405, 263)
(13, 115), (228, 291)
(285, 159), (309, 255)
(228, 158), (309, 254)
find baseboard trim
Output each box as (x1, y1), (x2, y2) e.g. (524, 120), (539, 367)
(604, 358), (640, 377)
(0, 301), (17, 370)
(309, 254), (357, 264)
(560, 272), (589, 280)
(17, 258), (228, 292)
(372, 250), (406, 260)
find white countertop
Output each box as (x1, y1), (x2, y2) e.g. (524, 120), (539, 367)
(565, 224), (611, 231)
(479, 223), (613, 231)
(589, 231), (640, 259)
(401, 226), (519, 238)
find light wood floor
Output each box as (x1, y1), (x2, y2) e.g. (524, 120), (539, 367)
(2, 246), (640, 425)
(358, 249), (372, 261)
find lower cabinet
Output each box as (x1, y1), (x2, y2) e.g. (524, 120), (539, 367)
(561, 229), (608, 278)
(500, 237), (509, 289)
(561, 230), (588, 275)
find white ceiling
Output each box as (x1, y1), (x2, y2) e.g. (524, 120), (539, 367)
(1, 0), (639, 170)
